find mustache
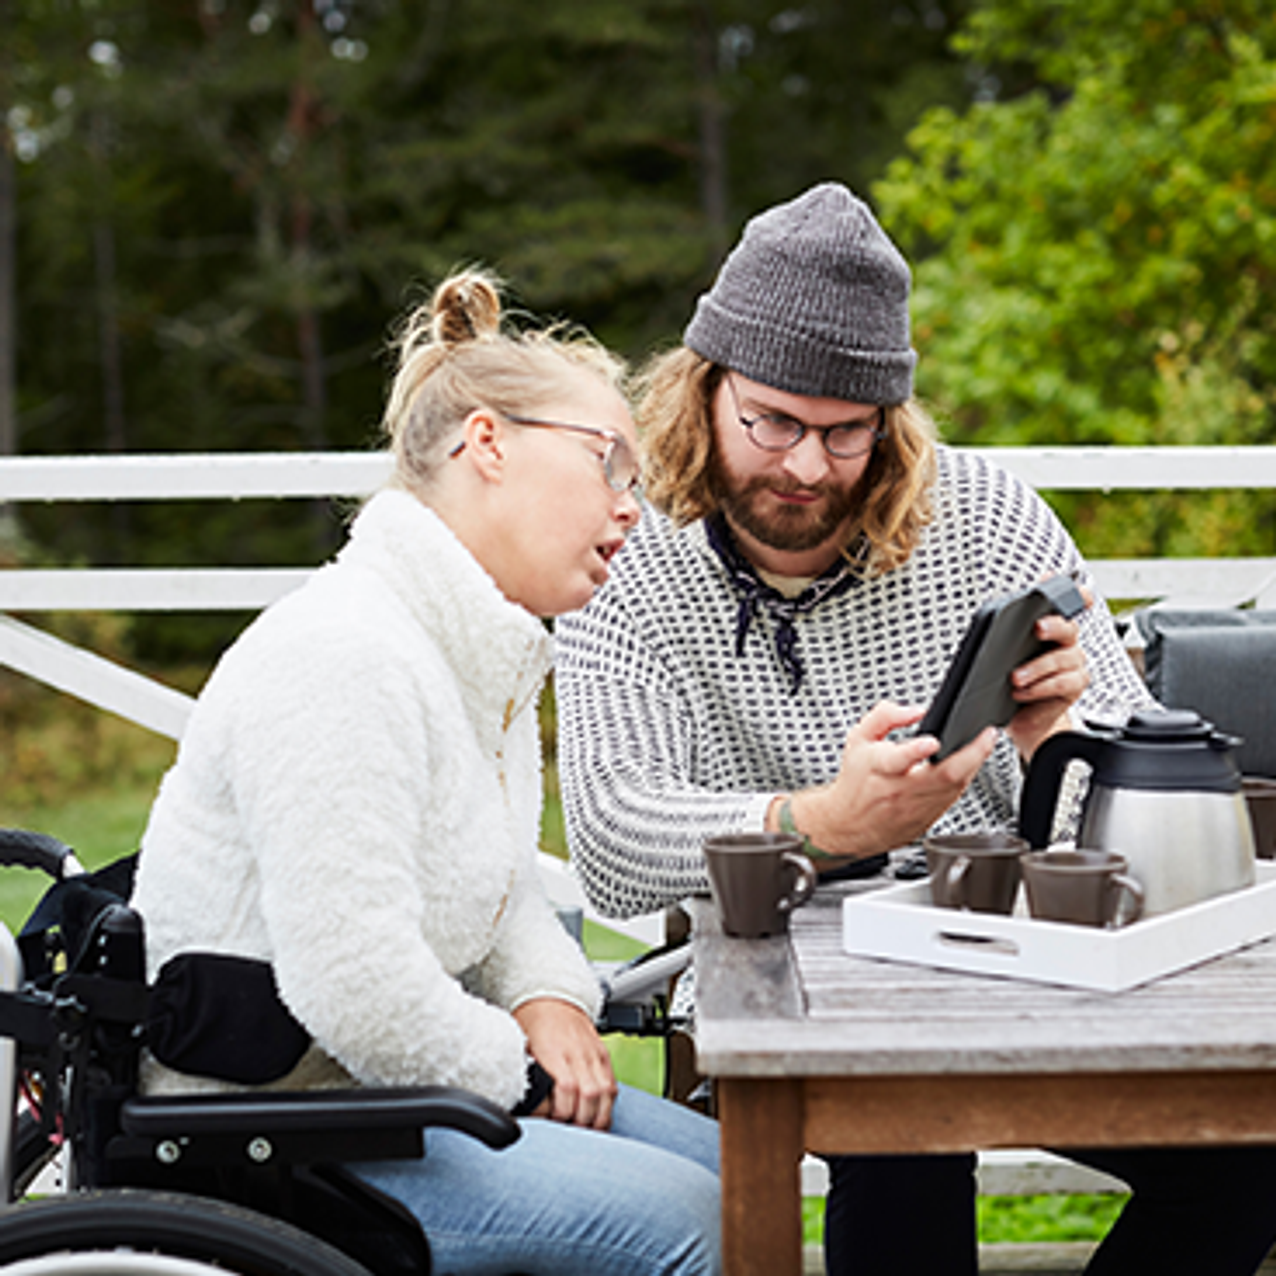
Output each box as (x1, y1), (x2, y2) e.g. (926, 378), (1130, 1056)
(740, 476), (830, 500)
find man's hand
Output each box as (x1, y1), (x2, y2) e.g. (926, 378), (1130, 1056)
(513, 997), (617, 1131)
(788, 702), (996, 863)
(1005, 605), (1091, 761)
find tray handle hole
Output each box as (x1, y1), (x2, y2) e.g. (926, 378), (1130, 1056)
(935, 930), (1020, 958)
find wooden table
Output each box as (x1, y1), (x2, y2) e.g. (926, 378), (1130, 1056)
(692, 880), (1276, 1276)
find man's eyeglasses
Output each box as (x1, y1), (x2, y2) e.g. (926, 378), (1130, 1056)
(725, 373), (885, 460)
(448, 413), (641, 493)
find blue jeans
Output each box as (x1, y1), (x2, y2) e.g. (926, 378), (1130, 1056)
(348, 1083), (721, 1275)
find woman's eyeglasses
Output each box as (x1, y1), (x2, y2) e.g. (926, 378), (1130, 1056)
(448, 414), (640, 494)
(725, 373), (885, 460)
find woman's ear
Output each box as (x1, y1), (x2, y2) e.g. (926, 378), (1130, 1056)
(458, 409), (508, 484)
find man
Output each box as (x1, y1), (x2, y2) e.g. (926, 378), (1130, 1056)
(556, 183), (1276, 1275)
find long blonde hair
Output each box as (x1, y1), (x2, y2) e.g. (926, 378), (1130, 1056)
(636, 347), (937, 575)
(381, 269), (625, 498)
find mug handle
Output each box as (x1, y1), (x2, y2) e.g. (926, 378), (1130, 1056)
(777, 851), (818, 914)
(1107, 873), (1145, 927)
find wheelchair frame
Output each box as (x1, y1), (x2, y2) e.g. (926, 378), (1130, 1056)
(0, 832), (522, 1276)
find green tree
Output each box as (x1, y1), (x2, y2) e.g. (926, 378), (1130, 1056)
(0, 0), (18, 499)
(708, 0), (974, 216)
(875, 0), (1276, 562)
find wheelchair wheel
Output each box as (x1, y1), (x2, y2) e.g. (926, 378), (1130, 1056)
(0, 1189), (377, 1276)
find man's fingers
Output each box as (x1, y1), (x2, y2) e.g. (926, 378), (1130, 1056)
(852, 701), (927, 742)
(1036, 613), (1081, 644)
(875, 733), (941, 775)
(927, 726), (997, 782)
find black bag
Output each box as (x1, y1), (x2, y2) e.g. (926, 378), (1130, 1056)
(146, 951), (311, 1086)
(19, 850), (310, 1086)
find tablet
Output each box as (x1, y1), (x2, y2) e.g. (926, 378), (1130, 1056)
(918, 574), (1086, 761)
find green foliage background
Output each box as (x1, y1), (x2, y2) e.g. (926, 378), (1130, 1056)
(876, 0), (1276, 559)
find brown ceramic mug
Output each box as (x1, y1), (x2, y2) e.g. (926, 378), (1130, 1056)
(924, 831), (1029, 914)
(1243, 777), (1276, 861)
(1020, 847), (1145, 928)
(703, 832), (817, 938)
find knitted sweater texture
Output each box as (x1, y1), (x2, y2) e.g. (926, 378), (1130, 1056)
(555, 446), (1152, 919)
(132, 489), (601, 1107)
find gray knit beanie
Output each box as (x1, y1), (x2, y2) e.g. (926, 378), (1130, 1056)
(684, 183), (916, 404)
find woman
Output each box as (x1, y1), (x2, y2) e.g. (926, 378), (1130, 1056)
(130, 270), (721, 1276)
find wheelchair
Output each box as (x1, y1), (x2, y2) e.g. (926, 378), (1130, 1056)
(0, 829), (690, 1275)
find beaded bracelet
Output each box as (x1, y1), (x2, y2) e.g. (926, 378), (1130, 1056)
(776, 796), (836, 861)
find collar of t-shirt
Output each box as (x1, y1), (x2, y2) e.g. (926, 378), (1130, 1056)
(756, 567), (814, 598)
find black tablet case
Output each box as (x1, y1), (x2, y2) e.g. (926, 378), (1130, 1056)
(918, 575), (1086, 760)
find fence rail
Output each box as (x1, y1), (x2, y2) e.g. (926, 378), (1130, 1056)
(3, 448), (1276, 613)
(3, 443), (1274, 499)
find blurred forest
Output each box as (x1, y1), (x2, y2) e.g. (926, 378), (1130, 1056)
(2, 0), (1276, 669)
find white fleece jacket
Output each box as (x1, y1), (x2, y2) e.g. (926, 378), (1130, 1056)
(131, 488), (602, 1109)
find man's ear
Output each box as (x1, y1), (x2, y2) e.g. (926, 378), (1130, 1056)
(459, 409), (508, 483)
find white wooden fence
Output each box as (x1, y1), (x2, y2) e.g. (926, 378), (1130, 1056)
(1, 444), (1274, 949)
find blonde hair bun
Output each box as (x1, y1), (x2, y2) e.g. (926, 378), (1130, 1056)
(430, 270), (503, 346)
(379, 267), (626, 499)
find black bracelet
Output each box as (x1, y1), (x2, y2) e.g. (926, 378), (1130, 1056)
(511, 1058), (555, 1117)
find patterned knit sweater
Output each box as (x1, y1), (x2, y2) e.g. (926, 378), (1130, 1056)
(555, 446), (1153, 919)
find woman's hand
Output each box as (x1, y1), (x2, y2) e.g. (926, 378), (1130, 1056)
(1006, 607), (1091, 761)
(513, 997), (617, 1131)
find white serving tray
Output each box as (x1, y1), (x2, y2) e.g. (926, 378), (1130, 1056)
(842, 860), (1276, 992)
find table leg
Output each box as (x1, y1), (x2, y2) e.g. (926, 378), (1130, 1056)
(718, 1077), (804, 1276)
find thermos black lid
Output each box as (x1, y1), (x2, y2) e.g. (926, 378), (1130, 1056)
(1122, 707), (1215, 743)
(1092, 707), (1241, 790)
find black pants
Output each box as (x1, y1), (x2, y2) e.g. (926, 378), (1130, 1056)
(824, 1146), (1276, 1276)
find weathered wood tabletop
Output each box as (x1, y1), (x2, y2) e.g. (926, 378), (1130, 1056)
(693, 878), (1276, 1276)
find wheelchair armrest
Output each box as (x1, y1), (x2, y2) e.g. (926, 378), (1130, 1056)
(120, 1085), (519, 1151)
(0, 828), (81, 878)
(597, 936), (692, 1035)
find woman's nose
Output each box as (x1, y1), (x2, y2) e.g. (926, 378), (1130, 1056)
(616, 488), (642, 527)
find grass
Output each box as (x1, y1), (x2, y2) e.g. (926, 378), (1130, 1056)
(0, 678), (176, 934)
(0, 686), (1125, 1248)
(978, 1192), (1125, 1244)
(0, 786), (162, 932)
(584, 918), (666, 1095)
(799, 1192), (1125, 1250)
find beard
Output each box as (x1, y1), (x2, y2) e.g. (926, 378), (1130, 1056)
(710, 454), (865, 554)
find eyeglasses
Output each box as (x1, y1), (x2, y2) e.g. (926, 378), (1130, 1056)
(448, 413), (640, 493)
(725, 373), (885, 460)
